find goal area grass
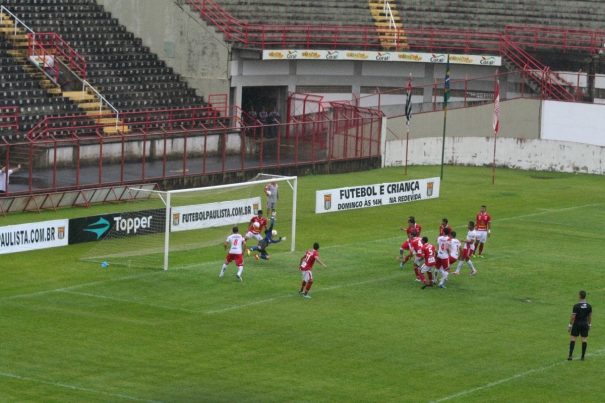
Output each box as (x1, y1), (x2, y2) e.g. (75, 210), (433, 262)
(1, 165), (604, 402)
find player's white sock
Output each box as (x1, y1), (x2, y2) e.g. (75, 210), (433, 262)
(455, 261), (463, 273)
(468, 260), (476, 271)
(440, 271), (449, 286)
(237, 266), (243, 277)
(219, 264), (227, 277)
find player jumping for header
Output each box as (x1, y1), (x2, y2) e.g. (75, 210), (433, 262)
(248, 217), (285, 260)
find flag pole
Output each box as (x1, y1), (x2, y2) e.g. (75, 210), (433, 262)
(440, 55), (450, 180)
(492, 69), (500, 185)
(404, 73), (412, 176)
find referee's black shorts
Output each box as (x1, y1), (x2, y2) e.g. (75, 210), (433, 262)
(571, 323), (590, 337)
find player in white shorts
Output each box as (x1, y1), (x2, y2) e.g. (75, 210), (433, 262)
(453, 222), (478, 276)
(436, 227), (452, 288)
(219, 226), (246, 281)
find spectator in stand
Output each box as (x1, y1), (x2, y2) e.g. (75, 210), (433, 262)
(268, 106), (281, 139)
(0, 163), (21, 194)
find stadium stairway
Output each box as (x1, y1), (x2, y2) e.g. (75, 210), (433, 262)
(0, 0), (208, 116)
(368, 0), (408, 50)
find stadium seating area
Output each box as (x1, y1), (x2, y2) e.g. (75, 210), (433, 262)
(0, 36), (83, 134)
(215, 0), (605, 31)
(400, 0), (605, 30)
(0, 0), (206, 136)
(216, 0), (375, 25)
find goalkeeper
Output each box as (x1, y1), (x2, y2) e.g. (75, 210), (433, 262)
(247, 217), (285, 260)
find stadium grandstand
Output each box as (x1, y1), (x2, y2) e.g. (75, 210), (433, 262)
(0, 0), (604, 212)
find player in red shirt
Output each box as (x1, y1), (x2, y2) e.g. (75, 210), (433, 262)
(409, 231), (424, 282)
(474, 205), (491, 257)
(419, 237), (437, 288)
(245, 209), (268, 243)
(398, 232), (414, 269)
(401, 216), (422, 237)
(439, 218), (453, 237)
(299, 242), (327, 299)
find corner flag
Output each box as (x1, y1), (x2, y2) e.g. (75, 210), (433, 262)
(444, 55), (450, 108)
(493, 79), (500, 134)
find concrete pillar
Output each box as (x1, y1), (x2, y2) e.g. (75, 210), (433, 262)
(423, 63), (435, 103)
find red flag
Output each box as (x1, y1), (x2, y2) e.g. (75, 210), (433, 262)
(493, 80), (500, 134)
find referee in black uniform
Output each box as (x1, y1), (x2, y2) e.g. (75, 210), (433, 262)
(567, 290), (593, 361)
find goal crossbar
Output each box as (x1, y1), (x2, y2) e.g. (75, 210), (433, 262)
(129, 174), (298, 271)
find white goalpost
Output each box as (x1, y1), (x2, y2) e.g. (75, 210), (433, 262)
(127, 174), (298, 271)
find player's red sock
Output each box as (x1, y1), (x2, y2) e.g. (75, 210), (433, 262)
(478, 243), (484, 255)
(300, 281), (306, 293)
(305, 281), (313, 293)
(418, 273), (427, 284)
(414, 267), (420, 279)
(427, 271), (433, 282)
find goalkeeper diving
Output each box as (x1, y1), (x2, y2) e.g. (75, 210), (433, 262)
(247, 217), (285, 260)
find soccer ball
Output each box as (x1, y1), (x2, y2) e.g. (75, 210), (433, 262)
(253, 222), (260, 229)
(271, 229), (277, 237)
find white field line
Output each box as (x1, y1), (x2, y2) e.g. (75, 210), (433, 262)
(204, 273), (400, 315)
(1, 202), (600, 306)
(59, 289), (200, 314)
(430, 347), (605, 402)
(0, 371), (162, 403)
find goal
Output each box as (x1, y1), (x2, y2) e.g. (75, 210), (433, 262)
(82, 174), (297, 271)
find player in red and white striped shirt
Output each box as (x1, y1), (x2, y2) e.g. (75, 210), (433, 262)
(219, 226), (246, 281)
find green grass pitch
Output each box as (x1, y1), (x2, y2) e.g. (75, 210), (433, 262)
(1, 165), (603, 402)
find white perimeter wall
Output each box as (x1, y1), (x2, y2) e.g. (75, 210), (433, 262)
(385, 99), (605, 174)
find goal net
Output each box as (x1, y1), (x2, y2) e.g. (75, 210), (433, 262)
(81, 174), (297, 271)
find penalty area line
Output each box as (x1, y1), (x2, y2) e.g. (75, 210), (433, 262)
(0, 371), (162, 403)
(430, 347), (605, 402)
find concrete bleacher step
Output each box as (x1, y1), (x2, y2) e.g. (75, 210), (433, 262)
(368, 0), (407, 50)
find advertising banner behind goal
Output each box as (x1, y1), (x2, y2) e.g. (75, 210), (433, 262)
(171, 197), (262, 232)
(0, 219), (68, 254)
(315, 177), (440, 214)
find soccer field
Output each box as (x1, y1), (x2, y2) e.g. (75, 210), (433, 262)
(1, 166), (603, 402)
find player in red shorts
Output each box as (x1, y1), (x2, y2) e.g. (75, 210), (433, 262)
(448, 231), (461, 268)
(219, 226), (246, 281)
(299, 242), (327, 299)
(453, 221), (478, 276)
(401, 216), (422, 237)
(419, 237), (437, 289)
(474, 205), (491, 257)
(436, 227), (452, 288)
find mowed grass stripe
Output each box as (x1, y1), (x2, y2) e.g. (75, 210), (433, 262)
(2, 166), (605, 402)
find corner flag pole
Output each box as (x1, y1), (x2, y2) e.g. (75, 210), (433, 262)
(492, 70), (500, 185)
(440, 55), (450, 179)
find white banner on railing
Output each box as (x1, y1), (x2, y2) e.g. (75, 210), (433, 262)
(263, 50), (501, 66)
(315, 177), (440, 214)
(0, 219), (68, 254)
(171, 197), (262, 232)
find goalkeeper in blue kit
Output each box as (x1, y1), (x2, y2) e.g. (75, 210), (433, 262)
(247, 217), (285, 260)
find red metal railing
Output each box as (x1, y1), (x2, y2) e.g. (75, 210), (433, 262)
(0, 106), (20, 131)
(503, 25), (605, 54)
(500, 37), (576, 101)
(28, 32), (87, 79)
(1, 105), (381, 196)
(187, 0), (605, 54)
